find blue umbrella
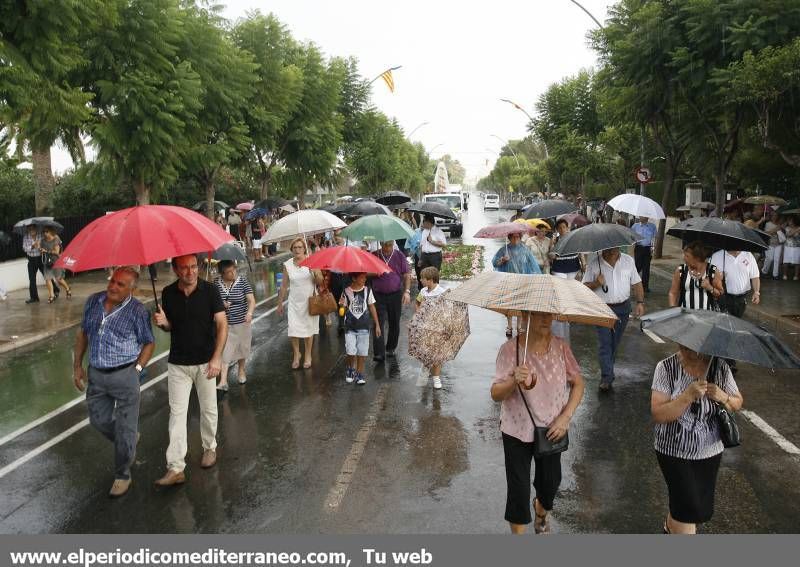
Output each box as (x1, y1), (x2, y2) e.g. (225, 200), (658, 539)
(244, 208), (268, 221)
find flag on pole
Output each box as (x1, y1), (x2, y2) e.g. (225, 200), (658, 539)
(381, 70), (395, 93)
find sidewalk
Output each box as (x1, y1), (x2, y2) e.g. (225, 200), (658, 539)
(0, 254), (289, 355)
(650, 235), (800, 351)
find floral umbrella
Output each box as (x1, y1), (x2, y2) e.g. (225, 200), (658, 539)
(408, 290), (470, 369)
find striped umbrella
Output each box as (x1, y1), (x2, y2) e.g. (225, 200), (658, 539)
(445, 272), (617, 328)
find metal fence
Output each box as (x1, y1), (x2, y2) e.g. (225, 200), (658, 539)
(0, 215), (97, 263)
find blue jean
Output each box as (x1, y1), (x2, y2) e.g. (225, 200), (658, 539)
(596, 301), (631, 385)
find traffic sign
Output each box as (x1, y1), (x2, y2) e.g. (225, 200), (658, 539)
(635, 167), (652, 184)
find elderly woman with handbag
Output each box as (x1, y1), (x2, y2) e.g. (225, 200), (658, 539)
(490, 311), (585, 534)
(277, 238), (323, 369)
(651, 348), (743, 534)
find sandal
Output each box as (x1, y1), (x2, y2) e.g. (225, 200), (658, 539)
(66, 290), (72, 299)
(663, 521), (671, 534)
(533, 499), (550, 535)
(303, 360), (312, 369)
(291, 358), (301, 370)
(48, 296), (56, 304)
(505, 327), (513, 338)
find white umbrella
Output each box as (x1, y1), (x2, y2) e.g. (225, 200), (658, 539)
(262, 209), (346, 244)
(607, 194), (665, 220)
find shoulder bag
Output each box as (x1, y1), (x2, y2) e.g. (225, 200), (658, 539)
(42, 251), (57, 269)
(308, 285), (337, 316)
(709, 358), (741, 448)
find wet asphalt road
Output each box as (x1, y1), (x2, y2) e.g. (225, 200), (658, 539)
(1, 202), (799, 534)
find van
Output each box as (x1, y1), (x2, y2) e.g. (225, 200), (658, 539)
(484, 193), (500, 210)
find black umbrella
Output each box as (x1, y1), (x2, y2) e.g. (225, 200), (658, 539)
(198, 242), (252, 272)
(346, 200), (392, 217)
(641, 307), (800, 369)
(523, 200), (577, 219)
(376, 191), (411, 206)
(553, 223), (638, 256)
(318, 202), (354, 216)
(191, 200), (229, 212)
(405, 201), (457, 220)
(554, 223), (638, 293)
(666, 218), (769, 253)
(13, 217), (64, 235)
(505, 202), (527, 211)
(254, 197), (290, 210)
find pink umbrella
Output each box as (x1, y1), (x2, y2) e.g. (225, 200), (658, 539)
(236, 202), (254, 211)
(473, 222), (534, 239)
(559, 213), (590, 228)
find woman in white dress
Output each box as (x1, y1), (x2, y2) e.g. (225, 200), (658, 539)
(277, 237), (323, 369)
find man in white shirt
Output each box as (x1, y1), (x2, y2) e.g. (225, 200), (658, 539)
(583, 247), (646, 392)
(418, 215), (446, 289)
(710, 249), (761, 374)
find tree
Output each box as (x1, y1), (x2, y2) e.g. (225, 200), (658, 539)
(232, 13), (303, 199)
(1, 0), (106, 213)
(179, 3), (257, 218)
(86, 0), (203, 205)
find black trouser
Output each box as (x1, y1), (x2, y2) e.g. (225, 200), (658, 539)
(26, 255), (57, 300)
(720, 293), (747, 372)
(634, 244), (652, 291)
(418, 251), (442, 290)
(502, 433), (562, 525)
(372, 289), (403, 359)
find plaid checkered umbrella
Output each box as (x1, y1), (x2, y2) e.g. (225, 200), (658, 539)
(445, 272), (617, 328)
(408, 291), (470, 368)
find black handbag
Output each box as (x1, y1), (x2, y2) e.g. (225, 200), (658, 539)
(42, 252), (57, 269)
(716, 402), (741, 448)
(517, 385), (569, 458)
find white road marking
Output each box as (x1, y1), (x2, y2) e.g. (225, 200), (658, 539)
(741, 410), (800, 456)
(0, 301), (285, 479)
(0, 293), (277, 448)
(324, 384), (389, 511)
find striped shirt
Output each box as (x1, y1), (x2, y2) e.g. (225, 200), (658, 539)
(677, 263), (718, 310)
(652, 354), (739, 460)
(81, 292), (155, 369)
(215, 276), (254, 325)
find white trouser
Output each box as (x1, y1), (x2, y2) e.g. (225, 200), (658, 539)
(166, 363), (218, 472)
(762, 245), (783, 277)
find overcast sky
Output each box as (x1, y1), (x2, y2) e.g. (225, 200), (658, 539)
(53, 0), (615, 182)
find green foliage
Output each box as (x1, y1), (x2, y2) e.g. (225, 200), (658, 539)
(0, 165), (35, 227)
(52, 164), (134, 217)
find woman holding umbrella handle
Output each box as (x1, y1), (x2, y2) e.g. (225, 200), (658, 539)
(651, 348), (743, 534)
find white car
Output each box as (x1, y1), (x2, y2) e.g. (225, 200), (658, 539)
(484, 193), (500, 210)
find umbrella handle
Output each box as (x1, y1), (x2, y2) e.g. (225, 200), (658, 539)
(150, 273), (159, 311)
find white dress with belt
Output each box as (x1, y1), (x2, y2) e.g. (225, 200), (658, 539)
(285, 258), (319, 337)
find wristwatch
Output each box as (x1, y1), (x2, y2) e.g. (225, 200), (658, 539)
(135, 364), (143, 373)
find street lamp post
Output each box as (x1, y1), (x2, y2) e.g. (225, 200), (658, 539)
(367, 65), (403, 86)
(490, 135), (520, 167)
(407, 121), (429, 139)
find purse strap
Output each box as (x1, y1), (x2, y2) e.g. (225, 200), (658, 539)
(514, 332), (540, 428)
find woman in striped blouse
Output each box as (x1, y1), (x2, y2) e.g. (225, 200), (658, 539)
(215, 260), (255, 397)
(668, 241), (723, 310)
(651, 347), (743, 534)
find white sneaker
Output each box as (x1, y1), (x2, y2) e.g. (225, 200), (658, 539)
(432, 376), (442, 390)
(416, 371), (429, 387)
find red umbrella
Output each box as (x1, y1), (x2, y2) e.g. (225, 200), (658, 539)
(300, 246), (392, 275)
(55, 205), (233, 307)
(473, 222), (534, 239)
(559, 213), (590, 228)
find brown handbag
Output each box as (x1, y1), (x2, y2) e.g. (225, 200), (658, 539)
(308, 288), (337, 316)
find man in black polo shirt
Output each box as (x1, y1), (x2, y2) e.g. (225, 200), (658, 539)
(153, 254), (227, 486)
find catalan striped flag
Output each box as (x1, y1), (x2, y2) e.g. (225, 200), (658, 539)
(381, 70), (395, 93)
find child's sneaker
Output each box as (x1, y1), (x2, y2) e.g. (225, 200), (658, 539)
(345, 367), (355, 384)
(416, 370), (429, 387)
(432, 376), (442, 390)
(356, 372), (366, 385)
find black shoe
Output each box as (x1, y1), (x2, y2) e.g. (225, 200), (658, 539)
(25, 298), (39, 304)
(373, 356), (385, 364)
(386, 351), (396, 358)
(54, 290), (60, 298)
(599, 383), (613, 393)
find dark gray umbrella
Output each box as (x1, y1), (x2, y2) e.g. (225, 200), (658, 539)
(198, 242), (251, 272)
(388, 200), (419, 211)
(346, 200), (392, 217)
(553, 223), (638, 256)
(405, 201), (457, 220)
(191, 200), (229, 212)
(13, 217), (63, 234)
(505, 202), (527, 211)
(319, 202), (353, 216)
(667, 218), (769, 252)
(641, 307), (800, 369)
(376, 190), (411, 206)
(523, 200), (577, 219)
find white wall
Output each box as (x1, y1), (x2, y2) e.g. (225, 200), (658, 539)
(0, 258), (45, 293)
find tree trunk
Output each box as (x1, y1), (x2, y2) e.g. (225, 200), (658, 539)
(32, 146), (55, 215)
(134, 179), (150, 206)
(714, 166), (725, 217)
(205, 177), (216, 220)
(653, 159), (675, 259)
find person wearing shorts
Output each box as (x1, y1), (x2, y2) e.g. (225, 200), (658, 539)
(340, 273), (380, 385)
